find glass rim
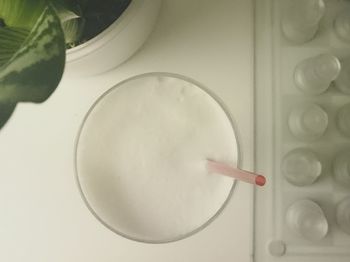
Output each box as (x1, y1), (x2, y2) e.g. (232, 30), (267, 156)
(74, 72), (242, 244)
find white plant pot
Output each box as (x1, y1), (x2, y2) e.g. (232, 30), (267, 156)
(65, 0), (162, 76)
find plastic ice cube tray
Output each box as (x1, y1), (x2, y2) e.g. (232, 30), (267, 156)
(254, 0), (350, 261)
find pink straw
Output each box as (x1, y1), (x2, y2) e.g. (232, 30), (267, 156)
(206, 159), (266, 186)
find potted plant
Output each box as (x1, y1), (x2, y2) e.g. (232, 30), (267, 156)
(0, 0), (65, 129)
(0, 0), (161, 129)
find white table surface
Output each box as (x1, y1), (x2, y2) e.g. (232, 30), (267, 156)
(0, 0), (255, 261)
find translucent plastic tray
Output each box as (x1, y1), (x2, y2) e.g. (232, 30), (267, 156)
(254, 0), (350, 261)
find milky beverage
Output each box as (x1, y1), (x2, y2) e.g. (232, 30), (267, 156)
(77, 75), (238, 242)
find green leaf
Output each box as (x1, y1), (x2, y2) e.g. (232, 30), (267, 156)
(50, 0), (86, 46)
(0, 26), (29, 67)
(62, 17), (85, 46)
(0, 0), (48, 29)
(0, 102), (16, 129)
(0, 5), (66, 103)
(51, 0), (81, 22)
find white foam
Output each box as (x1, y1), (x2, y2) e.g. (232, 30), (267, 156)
(77, 75), (238, 242)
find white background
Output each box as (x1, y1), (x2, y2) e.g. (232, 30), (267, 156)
(0, 0), (255, 261)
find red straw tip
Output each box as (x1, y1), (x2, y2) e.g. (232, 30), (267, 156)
(255, 175), (266, 186)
